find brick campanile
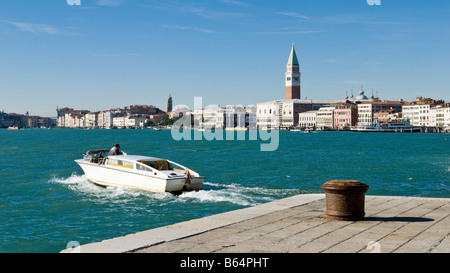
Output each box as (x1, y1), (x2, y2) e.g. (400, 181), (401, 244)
(285, 43), (301, 100)
(167, 95), (172, 113)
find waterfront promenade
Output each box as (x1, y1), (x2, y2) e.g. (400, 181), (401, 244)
(63, 194), (450, 253)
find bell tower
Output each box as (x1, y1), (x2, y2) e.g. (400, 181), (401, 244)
(167, 95), (172, 113)
(285, 43), (301, 100)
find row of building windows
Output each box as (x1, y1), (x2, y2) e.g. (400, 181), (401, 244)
(299, 116), (315, 121)
(258, 109), (294, 115)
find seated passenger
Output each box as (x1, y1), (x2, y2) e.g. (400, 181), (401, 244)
(109, 144), (123, 156)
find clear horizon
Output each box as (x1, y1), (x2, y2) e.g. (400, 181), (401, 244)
(1, 0), (449, 117)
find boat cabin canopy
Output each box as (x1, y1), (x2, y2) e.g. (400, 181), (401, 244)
(82, 153), (188, 173)
(107, 155), (186, 172)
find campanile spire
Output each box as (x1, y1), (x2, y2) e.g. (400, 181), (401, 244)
(285, 43), (301, 99)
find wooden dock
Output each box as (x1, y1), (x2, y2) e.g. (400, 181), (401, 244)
(63, 194), (450, 253)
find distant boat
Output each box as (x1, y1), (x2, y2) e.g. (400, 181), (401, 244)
(225, 127), (248, 131)
(351, 119), (420, 132)
(7, 126), (19, 130)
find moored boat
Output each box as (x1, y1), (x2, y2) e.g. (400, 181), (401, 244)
(75, 149), (204, 194)
(351, 119), (420, 132)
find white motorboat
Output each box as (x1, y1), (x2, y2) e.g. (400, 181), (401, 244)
(75, 149), (204, 194)
(351, 119), (420, 132)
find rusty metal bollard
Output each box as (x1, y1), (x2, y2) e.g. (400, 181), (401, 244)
(321, 180), (369, 221)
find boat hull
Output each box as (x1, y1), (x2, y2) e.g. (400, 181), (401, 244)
(351, 127), (420, 132)
(351, 122), (420, 133)
(75, 160), (203, 193)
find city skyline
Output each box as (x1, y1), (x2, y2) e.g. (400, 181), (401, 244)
(1, 0), (449, 117)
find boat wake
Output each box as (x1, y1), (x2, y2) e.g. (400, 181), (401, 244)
(50, 174), (302, 207)
(178, 182), (301, 207)
(49, 173), (143, 201)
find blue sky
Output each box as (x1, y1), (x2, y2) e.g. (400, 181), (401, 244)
(1, 0), (449, 117)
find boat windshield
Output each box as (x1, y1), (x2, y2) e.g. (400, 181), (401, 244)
(84, 150), (108, 163)
(138, 160), (173, 171)
(137, 160), (186, 171)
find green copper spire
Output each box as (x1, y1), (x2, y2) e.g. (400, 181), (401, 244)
(287, 43), (299, 66)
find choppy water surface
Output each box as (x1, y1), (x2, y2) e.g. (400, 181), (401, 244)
(0, 129), (448, 252)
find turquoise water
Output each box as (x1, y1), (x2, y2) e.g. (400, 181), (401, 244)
(0, 129), (449, 253)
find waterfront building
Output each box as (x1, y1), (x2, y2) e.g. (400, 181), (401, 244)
(0, 110), (54, 128)
(200, 106), (225, 129)
(125, 115), (146, 128)
(85, 112), (98, 128)
(21, 112), (39, 128)
(402, 97), (445, 127)
(98, 111), (114, 129)
(402, 104), (430, 127)
(316, 107), (336, 130)
(113, 115), (127, 129)
(285, 43), (301, 100)
(38, 117), (53, 128)
(169, 107), (190, 119)
(224, 105), (248, 129)
(256, 99), (340, 129)
(256, 100), (278, 130)
(444, 107), (450, 132)
(188, 105), (256, 130)
(24, 115), (52, 128)
(373, 108), (402, 123)
(256, 99), (311, 129)
(56, 107), (89, 128)
(56, 107), (73, 127)
(333, 103), (358, 129)
(357, 100), (405, 126)
(246, 106), (257, 130)
(280, 100), (316, 128)
(429, 108), (437, 128)
(65, 113), (82, 128)
(298, 110), (317, 129)
(430, 105), (450, 130)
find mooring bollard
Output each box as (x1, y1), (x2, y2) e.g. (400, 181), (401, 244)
(321, 180), (369, 221)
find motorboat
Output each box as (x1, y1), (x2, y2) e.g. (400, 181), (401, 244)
(75, 149), (204, 194)
(351, 119), (420, 132)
